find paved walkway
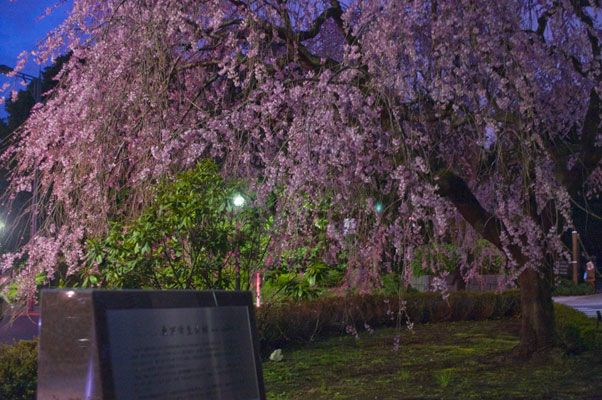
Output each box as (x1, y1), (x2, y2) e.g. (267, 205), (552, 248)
(553, 293), (602, 319)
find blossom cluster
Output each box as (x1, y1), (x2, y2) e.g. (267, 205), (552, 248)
(0, 0), (601, 301)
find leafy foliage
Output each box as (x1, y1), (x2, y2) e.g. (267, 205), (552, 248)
(552, 277), (596, 297)
(0, 339), (37, 400)
(83, 160), (269, 290)
(263, 261), (337, 300)
(554, 303), (602, 356)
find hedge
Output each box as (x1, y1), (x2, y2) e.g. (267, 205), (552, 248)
(554, 303), (602, 357)
(0, 339), (37, 400)
(255, 290), (521, 354)
(552, 278), (596, 296)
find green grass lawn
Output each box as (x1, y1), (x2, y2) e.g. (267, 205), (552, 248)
(262, 318), (602, 399)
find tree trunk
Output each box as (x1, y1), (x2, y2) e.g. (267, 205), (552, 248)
(515, 266), (555, 358)
(436, 171), (558, 357)
(452, 265), (466, 291)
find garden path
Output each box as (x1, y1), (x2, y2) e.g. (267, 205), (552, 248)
(553, 293), (602, 319)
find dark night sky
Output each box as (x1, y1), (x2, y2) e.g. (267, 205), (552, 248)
(0, 0), (72, 119)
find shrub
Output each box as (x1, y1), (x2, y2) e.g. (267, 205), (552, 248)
(554, 303), (602, 356)
(82, 160), (270, 291)
(256, 290), (521, 355)
(552, 278), (595, 296)
(0, 339), (37, 400)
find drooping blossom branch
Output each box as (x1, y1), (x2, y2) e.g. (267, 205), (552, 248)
(0, 0), (600, 307)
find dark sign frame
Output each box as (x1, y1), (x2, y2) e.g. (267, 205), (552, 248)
(92, 290), (266, 400)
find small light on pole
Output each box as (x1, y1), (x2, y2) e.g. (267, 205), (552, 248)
(572, 230), (579, 285)
(374, 202), (384, 213)
(231, 193), (245, 291)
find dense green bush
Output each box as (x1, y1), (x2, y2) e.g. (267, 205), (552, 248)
(262, 261), (333, 300)
(554, 303), (602, 356)
(83, 160), (270, 291)
(0, 339), (37, 400)
(256, 290), (521, 354)
(552, 278), (596, 296)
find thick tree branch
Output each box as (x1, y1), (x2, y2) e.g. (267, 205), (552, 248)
(536, 2), (559, 38)
(569, 0), (601, 59)
(436, 169), (539, 267)
(299, 5), (343, 41)
(551, 89), (602, 196)
(270, 4), (342, 42)
(523, 2), (589, 77)
(250, 6), (343, 72)
(436, 170), (504, 250)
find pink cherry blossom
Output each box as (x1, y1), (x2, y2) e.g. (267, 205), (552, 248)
(1, 0), (601, 355)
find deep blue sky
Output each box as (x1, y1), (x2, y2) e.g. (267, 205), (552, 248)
(1, 0), (72, 119)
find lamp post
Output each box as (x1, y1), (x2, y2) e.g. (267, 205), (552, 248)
(0, 65), (42, 312)
(229, 193), (263, 305)
(231, 194), (246, 291)
(572, 230), (579, 285)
